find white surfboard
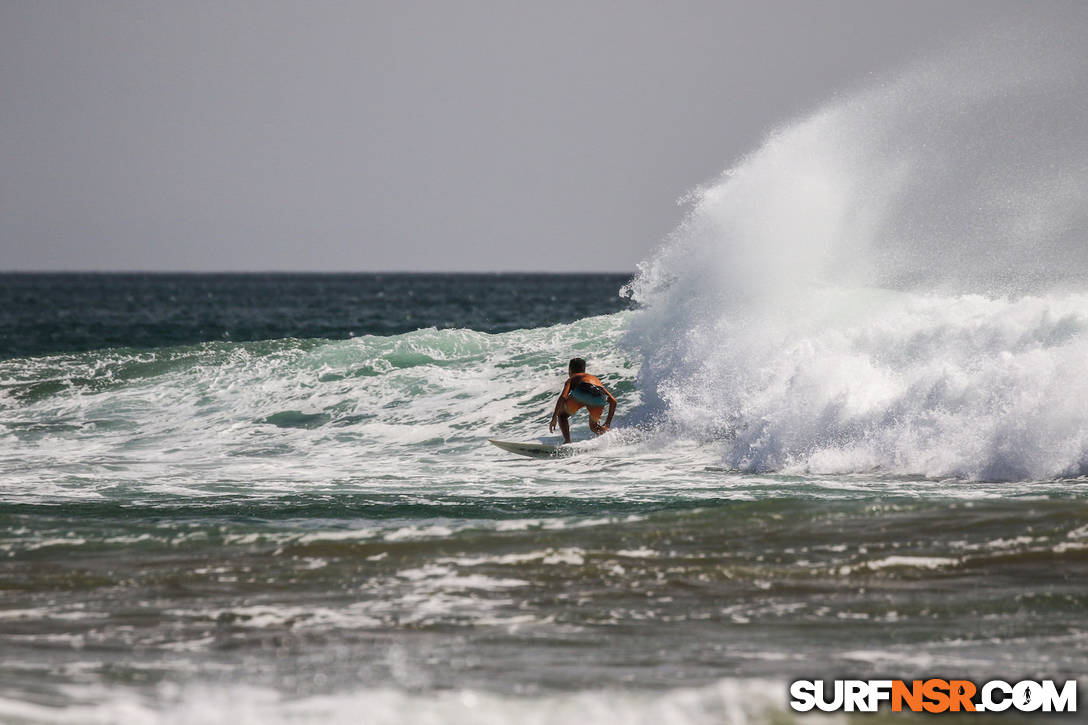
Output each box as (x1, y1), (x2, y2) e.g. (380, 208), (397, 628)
(488, 439), (576, 458)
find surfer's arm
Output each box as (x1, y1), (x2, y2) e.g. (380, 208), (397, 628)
(603, 387), (617, 428)
(549, 380), (572, 433)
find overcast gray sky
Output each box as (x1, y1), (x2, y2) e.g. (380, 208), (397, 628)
(0, 0), (1049, 272)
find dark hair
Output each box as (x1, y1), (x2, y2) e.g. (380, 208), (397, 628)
(568, 357), (586, 373)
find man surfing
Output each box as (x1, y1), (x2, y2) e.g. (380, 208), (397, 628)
(549, 357), (617, 444)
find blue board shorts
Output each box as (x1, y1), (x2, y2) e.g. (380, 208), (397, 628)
(569, 381), (609, 408)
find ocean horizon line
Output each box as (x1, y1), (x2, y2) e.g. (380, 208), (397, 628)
(0, 269), (636, 276)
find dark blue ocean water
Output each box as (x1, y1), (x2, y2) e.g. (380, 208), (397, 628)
(0, 273), (634, 359)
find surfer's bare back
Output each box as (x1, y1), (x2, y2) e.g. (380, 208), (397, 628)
(549, 357), (617, 444)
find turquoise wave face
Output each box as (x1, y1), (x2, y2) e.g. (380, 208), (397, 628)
(0, 313), (640, 502)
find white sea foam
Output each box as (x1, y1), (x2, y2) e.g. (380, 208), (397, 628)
(0, 678), (809, 725)
(162, 604), (383, 631)
(862, 555), (959, 571)
(437, 548), (588, 567)
(622, 16), (1088, 482)
(395, 565), (529, 590)
(614, 547), (660, 558)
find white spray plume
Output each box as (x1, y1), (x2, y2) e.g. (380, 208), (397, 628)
(623, 14), (1088, 481)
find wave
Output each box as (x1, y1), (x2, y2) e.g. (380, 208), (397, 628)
(0, 315), (640, 499)
(621, 15), (1088, 481)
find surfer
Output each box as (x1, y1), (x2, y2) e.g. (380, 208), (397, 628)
(549, 357), (617, 444)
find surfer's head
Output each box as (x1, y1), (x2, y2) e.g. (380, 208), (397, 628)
(569, 357), (586, 375)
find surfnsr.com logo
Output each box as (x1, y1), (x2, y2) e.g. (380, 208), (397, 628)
(790, 679), (1078, 713)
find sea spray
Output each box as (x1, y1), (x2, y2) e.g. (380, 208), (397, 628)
(623, 16), (1088, 480)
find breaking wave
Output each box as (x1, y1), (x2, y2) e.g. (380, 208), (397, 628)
(622, 14), (1088, 481)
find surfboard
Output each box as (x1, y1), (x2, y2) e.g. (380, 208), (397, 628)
(488, 439), (576, 458)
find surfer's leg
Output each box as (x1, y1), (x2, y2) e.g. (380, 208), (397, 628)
(557, 412), (572, 443)
(559, 399), (582, 444)
(587, 406), (606, 434)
